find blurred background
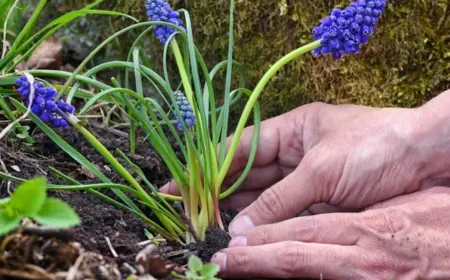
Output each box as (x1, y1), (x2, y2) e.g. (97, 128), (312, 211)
(14, 0), (450, 119)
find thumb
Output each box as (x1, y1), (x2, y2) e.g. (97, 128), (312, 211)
(159, 180), (181, 195)
(228, 164), (319, 237)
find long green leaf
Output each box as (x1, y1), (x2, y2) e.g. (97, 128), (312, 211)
(218, 0), (236, 168)
(10, 98), (141, 213)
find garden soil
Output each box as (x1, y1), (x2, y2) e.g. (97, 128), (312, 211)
(0, 126), (233, 279)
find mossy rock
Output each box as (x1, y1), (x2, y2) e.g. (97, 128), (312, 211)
(60, 0), (450, 118)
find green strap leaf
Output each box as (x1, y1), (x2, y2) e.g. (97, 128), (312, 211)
(10, 98), (141, 213)
(32, 198), (80, 228)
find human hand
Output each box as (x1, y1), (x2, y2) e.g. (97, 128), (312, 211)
(211, 187), (450, 279)
(162, 91), (450, 222)
(222, 91), (450, 236)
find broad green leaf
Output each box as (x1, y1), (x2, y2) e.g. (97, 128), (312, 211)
(0, 209), (21, 236)
(0, 197), (10, 206)
(188, 255), (203, 272)
(33, 198), (80, 228)
(185, 271), (199, 279)
(202, 264), (220, 277)
(9, 177), (46, 216)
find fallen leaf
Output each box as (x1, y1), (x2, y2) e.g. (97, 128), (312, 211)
(25, 35), (62, 70)
(78, 166), (96, 179)
(135, 244), (184, 278)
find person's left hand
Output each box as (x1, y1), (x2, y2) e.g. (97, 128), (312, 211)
(211, 187), (450, 279)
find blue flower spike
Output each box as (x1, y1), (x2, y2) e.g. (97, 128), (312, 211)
(174, 90), (196, 131)
(145, 0), (185, 44)
(312, 0), (387, 59)
(15, 75), (74, 129)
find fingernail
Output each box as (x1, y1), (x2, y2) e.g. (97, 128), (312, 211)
(211, 252), (227, 272)
(228, 236), (247, 247)
(229, 215), (255, 237)
(159, 184), (169, 193)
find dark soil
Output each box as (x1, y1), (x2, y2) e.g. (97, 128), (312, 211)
(0, 125), (232, 279)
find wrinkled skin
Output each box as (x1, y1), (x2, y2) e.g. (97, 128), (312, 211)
(161, 90), (450, 279)
(220, 187), (450, 279)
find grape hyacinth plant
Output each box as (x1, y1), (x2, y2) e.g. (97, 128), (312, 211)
(134, 0), (388, 242)
(0, 0), (388, 246)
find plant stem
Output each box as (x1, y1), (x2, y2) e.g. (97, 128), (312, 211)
(218, 40), (321, 186)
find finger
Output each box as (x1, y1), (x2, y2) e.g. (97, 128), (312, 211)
(223, 162), (285, 192)
(228, 144), (345, 236)
(225, 113), (292, 176)
(161, 160), (286, 196)
(160, 180), (180, 195)
(305, 202), (356, 215)
(211, 241), (364, 279)
(220, 190), (263, 211)
(229, 212), (362, 247)
(228, 164), (318, 236)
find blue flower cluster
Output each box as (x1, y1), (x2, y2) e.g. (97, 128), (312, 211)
(145, 0), (185, 44)
(15, 76), (74, 128)
(173, 90), (195, 131)
(312, 0), (387, 59)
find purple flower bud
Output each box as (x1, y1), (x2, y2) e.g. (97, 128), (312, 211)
(35, 96), (45, 106)
(362, 25), (370, 35)
(358, 0), (367, 6)
(59, 118), (68, 128)
(320, 16), (333, 26)
(52, 118), (61, 128)
(331, 8), (342, 17)
(355, 14), (364, 24)
(45, 88), (57, 99)
(312, 26), (323, 39)
(329, 39), (340, 50)
(40, 111), (52, 122)
(312, 48), (322, 56)
(36, 87), (46, 96)
(350, 22), (361, 33)
(145, 0), (185, 44)
(31, 104), (41, 115)
(321, 45), (331, 54)
(173, 90), (195, 131)
(337, 17), (348, 28)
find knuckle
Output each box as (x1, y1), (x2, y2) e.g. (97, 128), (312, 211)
(359, 253), (402, 279)
(256, 188), (286, 221)
(277, 242), (304, 275)
(305, 101), (329, 113)
(229, 249), (251, 273)
(252, 226), (270, 245)
(290, 217), (318, 242)
(361, 208), (407, 236)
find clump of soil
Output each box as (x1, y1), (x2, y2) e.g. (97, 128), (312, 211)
(0, 125), (233, 279)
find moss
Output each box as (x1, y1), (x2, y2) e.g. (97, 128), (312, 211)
(65, 0), (450, 118)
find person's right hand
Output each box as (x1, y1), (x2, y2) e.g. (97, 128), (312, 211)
(161, 91), (450, 236)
